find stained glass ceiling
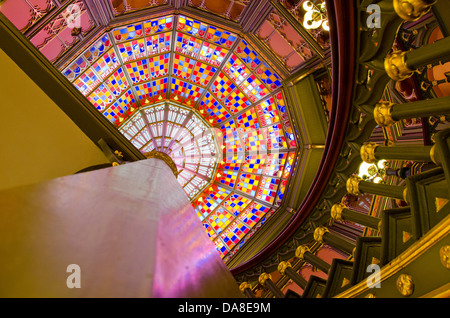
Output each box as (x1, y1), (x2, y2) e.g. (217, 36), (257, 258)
(1, 3), (303, 259)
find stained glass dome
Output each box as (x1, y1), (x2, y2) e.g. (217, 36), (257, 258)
(1, 7), (300, 259)
(57, 14), (299, 258)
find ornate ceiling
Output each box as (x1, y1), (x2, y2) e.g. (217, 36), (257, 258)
(0, 0), (330, 260)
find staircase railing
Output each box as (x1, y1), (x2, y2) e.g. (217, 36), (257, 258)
(233, 0), (450, 298)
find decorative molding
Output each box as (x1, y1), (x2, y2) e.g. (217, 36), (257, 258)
(144, 150), (180, 176)
(336, 214), (450, 298)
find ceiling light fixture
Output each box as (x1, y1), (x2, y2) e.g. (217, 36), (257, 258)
(302, 1), (329, 32)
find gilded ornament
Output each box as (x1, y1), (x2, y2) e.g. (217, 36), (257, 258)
(360, 142), (379, 164)
(403, 187), (409, 204)
(430, 144), (439, 165)
(384, 50), (414, 81)
(346, 176), (363, 196)
(71, 27), (82, 37)
(144, 150), (179, 177)
(313, 227), (329, 243)
(278, 261), (292, 275)
(295, 245), (311, 259)
(440, 245), (450, 270)
(114, 150), (124, 159)
(239, 282), (252, 293)
(331, 203), (345, 222)
(258, 272), (272, 285)
(393, 0), (437, 21)
(396, 273), (414, 296)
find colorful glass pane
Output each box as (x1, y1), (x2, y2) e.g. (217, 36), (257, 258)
(73, 69), (100, 96)
(148, 53), (170, 78)
(117, 38), (146, 62)
(63, 57), (88, 82)
(194, 185), (230, 220)
(199, 93), (230, 125)
(224, 54), (249, 85)
(236, 107), (260, 132)
(216, 170), (238, 188)
(146, 32), (172, 55)
(240, 74), (270, 102)
(105, 67), (129, 97)
(283, 152), (296, 178)
(191, 62), (217, 86)
(205, 26), (236, 48)
(255, 62), (282, 91)
(255, 96), (280, 126)
(205, 207), (234, 235)
(170, 78), (187, 102)
(125, 59), (149, 84)
(143, 16), (173, 35)
(91, 49), (119, 80)
(83, 34), (112, 64)
(175, 32), (202, 58)
(241, 129), (266, 152)
(223, 128), (243, 155)
(221, 193), (251, 217)
(88, 84), (114, 110)
(183, 82), (204, 104)
(214, 239), (228, 257)
(219, 219), (250, 251)
(275, 92), (297, 148)
(220, 118), (237, 131)
(263, 123), (287, 150)
(134, 82), (155, 103)
(241, 154), (267, 174)
(112, 23), (144, 43)
(202, 221), (216, 239)
(275, 179), (288, 205)
(223, 89), (252, 114)
(151, 77), (167, 100)
(256, 176), (280, 204)
(173, 54), (196, 80)
(236, 173), (260, 196)
(238, 202), (270, 227)
(178, 16), (208, 38)
(210, 72), (236, 101)
(198, 42), (228, 67)
(103, 91), (133, 123)
(236, 40), (262, 71)
(264, 153), (287, 177)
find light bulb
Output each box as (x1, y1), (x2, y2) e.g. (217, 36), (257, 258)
(303, 1), (314, 11)
(358, 162), (372, 179)
(377, 160), (387, 169)
(303, 9), (322, 29)
(373, 177), (383, 184)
